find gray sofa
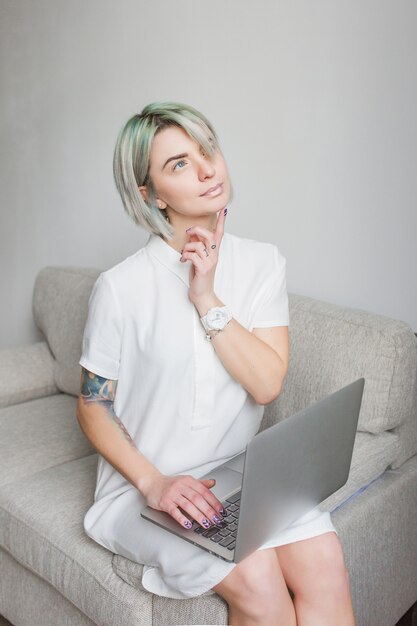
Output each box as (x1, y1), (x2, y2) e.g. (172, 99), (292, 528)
(1, 265), (416, 626)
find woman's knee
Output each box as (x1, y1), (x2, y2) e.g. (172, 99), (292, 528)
(235, 550), (281, 599)
(320, 551), (352, 600)
(214, 549), (295, 620)
(292, 533), (351, 600)
(315, 534), (350, 589)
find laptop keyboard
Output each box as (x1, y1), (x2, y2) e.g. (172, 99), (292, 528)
(192, 491), (241, 552)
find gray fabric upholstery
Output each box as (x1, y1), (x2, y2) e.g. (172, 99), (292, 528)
(392, 414), (417, 470)
(112, 555), (229, 626)
(111, 554), (145, 590)
(0, 549), (97, 626)
(152, 592), (228, 626)
(391, 375), (417, 468)
(319, 430), (399, 512)
(0, 455), (153, 626)
(33, 267), (100, 397)
(0, 394), (93, 487)
(262, 294), (417, 436)
(331, 455), (417, 626)
(0, 341), (58, 408)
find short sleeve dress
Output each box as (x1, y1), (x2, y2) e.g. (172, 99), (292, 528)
(79, 232), (336, 600)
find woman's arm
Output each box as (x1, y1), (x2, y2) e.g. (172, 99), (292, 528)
(201, 305), (288, 406)
(76, 368), (160, 491)
(181, 210), (289, 405)
(77, 367), (225, 529)
(195, 292), (288, 405)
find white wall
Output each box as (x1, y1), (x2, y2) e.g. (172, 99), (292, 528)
(1, 0), (416, 349)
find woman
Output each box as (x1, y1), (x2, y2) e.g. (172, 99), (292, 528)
(77, 102), (355, 625)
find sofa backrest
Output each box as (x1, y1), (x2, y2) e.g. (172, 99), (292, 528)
(33, 267), (417, 439)
(262, 294), (417, 436)
(33, 267), (100, 397)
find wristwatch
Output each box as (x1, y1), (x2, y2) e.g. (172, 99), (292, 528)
(200, 306), (232, 340)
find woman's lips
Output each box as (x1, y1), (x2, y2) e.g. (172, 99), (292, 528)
(200, 183), (223, 197)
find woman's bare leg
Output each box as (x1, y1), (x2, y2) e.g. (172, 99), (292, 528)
(213, 548), (296, 626)
(276, 532), (355, 626)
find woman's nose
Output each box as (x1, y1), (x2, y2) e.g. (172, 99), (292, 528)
(198, 155), (216, 180)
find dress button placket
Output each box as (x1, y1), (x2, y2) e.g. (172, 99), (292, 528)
(191, 308), (215, 430)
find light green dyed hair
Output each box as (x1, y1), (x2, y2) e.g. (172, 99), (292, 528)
(113, 101), (221, 239)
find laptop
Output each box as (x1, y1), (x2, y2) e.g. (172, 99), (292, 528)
(141, 378), (365, 563)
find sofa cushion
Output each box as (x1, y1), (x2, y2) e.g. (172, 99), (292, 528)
(111, 552), (228, 625)
(0, 341), (58, 408)
(33, 267), (100, 397)
(151, 592), (228, 626)
(262, 294), (417, 434)
(320, 430), (399, 512)
(0, 548), (98, 626)
(0, 456), (152, 626)
(0, 394), (93, 487)
(109, 558), (228, 626)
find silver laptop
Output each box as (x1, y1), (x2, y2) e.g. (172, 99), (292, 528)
(141, 378), (365, 563)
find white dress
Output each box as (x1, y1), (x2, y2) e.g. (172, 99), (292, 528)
(79, 232), (336, 599)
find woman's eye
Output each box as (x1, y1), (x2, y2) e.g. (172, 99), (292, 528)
(173, 159), (187, 170)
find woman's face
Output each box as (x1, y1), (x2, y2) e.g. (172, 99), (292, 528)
(143, 125), (231, 223)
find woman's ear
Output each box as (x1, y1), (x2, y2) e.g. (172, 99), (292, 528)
(138, 186), (167, 210)
(138, 185), (149, 203)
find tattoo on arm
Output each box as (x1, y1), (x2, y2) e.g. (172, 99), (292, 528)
(80, 368), (135, 446)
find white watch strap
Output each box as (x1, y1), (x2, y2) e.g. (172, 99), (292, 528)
(204, 325), (230, 341)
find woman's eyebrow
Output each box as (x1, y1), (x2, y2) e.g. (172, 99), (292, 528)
(162, 153), (188, 170)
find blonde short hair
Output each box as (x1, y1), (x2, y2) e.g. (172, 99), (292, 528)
(113, 102), (220, 239)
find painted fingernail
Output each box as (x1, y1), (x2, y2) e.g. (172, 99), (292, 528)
(186, 227), (192, 232)
(220, 508), (227, 516)
(202, 518), (211, 529)
(223, 207), (228, 216)
(213, 514), (222, 525)
(184, 520), (192, 529)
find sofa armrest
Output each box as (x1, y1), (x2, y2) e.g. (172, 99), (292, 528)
(0, 342), (59, 408)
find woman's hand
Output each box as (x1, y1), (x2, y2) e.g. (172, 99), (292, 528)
(180, 207), (227, 313)
(141, 472), (226, 530)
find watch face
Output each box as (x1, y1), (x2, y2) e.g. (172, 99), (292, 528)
(207, 308), (228, 330)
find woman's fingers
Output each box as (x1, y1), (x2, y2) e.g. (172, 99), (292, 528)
(176, 494), (220, 529)
(181, 483), (225, 526)
(180, 251), (205, 272)
(168, 504), (193, 529)
(186, 206), (227, 246)
(184, 229), (217, 255)
(160, 475), (225, 529)
(181, 480), (223, 527)
(184, 207), (227, 258)
(181, 241), (213, 264)
(198, 479), (225, 514)
(214, 206), (227, 244)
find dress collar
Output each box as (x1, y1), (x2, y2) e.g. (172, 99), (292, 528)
(146, 234), (191, 286)
(146, 232), (229, 288)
